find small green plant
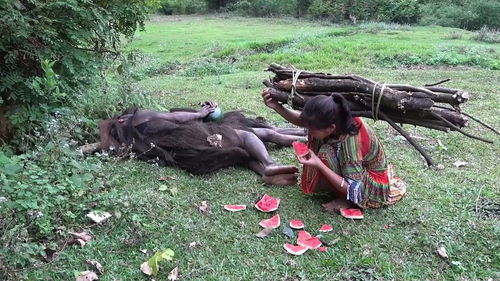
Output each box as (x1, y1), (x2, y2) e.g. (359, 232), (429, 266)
(180, 57), (239, 76)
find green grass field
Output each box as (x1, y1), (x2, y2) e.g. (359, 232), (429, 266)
(26, 15), (499, 280)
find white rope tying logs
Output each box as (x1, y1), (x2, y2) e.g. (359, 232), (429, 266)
(371, 82), (386, 121)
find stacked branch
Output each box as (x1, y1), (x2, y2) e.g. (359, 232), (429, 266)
(262, 64), (497, 166)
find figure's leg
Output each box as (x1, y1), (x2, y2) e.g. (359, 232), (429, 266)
(246, 160), (298, 185)
(235, 129), (298, 176)
(273, 128), (306, 136)
(251, 128), (305, 146)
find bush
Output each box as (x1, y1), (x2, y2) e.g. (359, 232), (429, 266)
(0, 0), (158, 147)
(419, 0), (500, 30)
(0, 138), (105, 268)
(160, 0), (207, 15)
(227, 0), (296, 17)
(307, 0), (419, 24)
(473, 26), (500, 44)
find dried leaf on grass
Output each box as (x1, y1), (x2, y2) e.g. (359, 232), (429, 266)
(76, 271), (98, 281)
(198, 201), (210, 214)
(282, 226), (295, 239)
(140, 261), (153, 276)
(69, 231), (92, 247)
(86, 211), (111, 223)
(168, 266), (179, 281)
(159, 175), (176, 181)
(86, 260), (104, 275)
(437, 246), (449, 259)
(453, 161), (468, 168)
(255, 228), (273, 238)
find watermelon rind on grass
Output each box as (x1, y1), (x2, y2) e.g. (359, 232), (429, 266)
(283, 243), (308, 255)
(289, 220), (304, 229)
(319, 224), (333, 232)
(259, 214), (281, 229)
(223, 205), (246, 212)
(339, 208), (364, 219)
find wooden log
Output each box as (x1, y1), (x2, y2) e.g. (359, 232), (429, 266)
(273, 78), (435, 111)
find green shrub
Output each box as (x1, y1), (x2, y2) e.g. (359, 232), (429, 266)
(180, 57), (239, 76)
(419, 0), (500, 30)
(307, 0), (419, 24)
(160, 0), (207, 14)
(0, 139), (105, 268)
(227, 0), (296, 17)
(473, 26), (500, 44)
(0, 0), (158, 147)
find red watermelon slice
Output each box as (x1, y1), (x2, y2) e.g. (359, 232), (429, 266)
(289, 220), (304, 229)
(340, 208), (364, 219)
(292, 141), (309, 157)
(318, 246), (328, 252)
(259, 214), (280, 229)
(255, 194), (280, 212)
(283, 243), (308, 255)
(297, 236), (322, 249)
(319, 224), (333, 232)
(223, 205), (246, 212)
(297, 230), (312, 242)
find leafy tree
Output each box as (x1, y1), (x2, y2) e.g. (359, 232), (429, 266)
(0, 0), (159, 143)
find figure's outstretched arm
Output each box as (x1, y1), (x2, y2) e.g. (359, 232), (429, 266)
(128, 102), (217, 126)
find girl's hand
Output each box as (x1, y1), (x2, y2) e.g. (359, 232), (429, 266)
(297, 150), (323, 169)
(262, 88), (281, 110)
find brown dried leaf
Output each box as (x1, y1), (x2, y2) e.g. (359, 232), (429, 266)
(69, 231), (92, 242)
(168, 266), (179, 281)
(159, 175), (176, 181)
(255, 228), (273, 238)
(86, 211), (112, 223)
(198, 201), (210, 214)
(140, 261), (153, 276)
(76, 271), (98, 281)
(437, 246), (448, 259)
(86, 260), (104, 275)
(453, 161), (468, 168)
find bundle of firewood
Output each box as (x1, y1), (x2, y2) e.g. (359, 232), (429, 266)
(262, 64), (498, 166)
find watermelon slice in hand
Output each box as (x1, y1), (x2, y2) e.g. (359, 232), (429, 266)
(292, 141), (309, 157)
(289, 220), (304, 229)
(340, 208), (364, 219)
(259, 214), (281, 229)
(319, 224), (333, 232)
(283, 243), (308, 255)
(255, 194), (280, 212)
(223, 205), (246, 212)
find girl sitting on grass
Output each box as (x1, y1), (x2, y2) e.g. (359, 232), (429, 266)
(262, 90), (406, 210)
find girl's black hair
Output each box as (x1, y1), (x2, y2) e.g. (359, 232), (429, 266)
(300, 94), (359, 135)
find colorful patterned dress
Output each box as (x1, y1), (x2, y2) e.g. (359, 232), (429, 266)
(301, 117), (406, 208)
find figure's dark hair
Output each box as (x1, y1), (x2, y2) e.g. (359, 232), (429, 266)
(300, 94), (359, 135)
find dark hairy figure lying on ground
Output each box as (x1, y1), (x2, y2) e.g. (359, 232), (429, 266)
(98, 102), (306, 185)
